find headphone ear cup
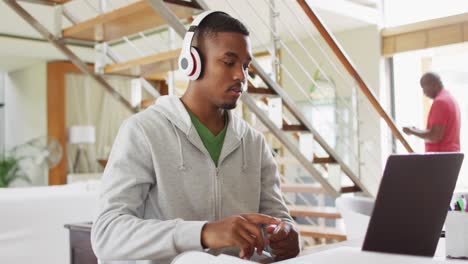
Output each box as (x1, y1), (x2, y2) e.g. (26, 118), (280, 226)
(188, 47), (203, 80)
(178, 51), (194, 77)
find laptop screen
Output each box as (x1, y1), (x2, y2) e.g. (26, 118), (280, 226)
(362, 153), (464, 257)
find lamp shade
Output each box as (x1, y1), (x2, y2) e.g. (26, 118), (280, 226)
(68, 126), (95, 144)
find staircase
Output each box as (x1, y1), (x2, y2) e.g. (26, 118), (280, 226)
(6, 0), (414, 245)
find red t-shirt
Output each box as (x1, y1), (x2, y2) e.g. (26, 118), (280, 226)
(425, 89), (461, 152)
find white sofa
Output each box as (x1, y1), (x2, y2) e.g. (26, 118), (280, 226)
(0, 180), (99, 264)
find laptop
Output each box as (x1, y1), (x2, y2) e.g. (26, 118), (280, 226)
(362, 153), (464, 257)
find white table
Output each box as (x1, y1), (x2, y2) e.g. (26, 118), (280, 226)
(302, 238), (447, 258)
(272, 238), (456, 264)
(172, 238), (455, 264)
(275, 246), (459, 264)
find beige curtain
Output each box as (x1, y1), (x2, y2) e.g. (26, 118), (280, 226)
(65, 74), (133, 173)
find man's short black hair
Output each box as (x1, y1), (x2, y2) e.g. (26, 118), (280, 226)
(194, 12), (249, 44)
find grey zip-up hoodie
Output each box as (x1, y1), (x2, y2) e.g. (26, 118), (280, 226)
(91, 95), (293, 264)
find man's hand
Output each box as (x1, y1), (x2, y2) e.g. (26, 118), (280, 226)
(266, 222), (300, 261)
(403, 125), (444, 142)
(201, 214), (281, 260)
(403, 126), (415, 135)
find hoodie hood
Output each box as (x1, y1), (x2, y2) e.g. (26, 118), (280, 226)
(150, 95), (249, 170)
(150, 95), (248, 140)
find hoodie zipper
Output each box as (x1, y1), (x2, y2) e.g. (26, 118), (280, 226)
(213, 164), (220, 221)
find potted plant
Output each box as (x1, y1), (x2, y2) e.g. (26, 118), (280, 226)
(0, 156), (30, 187)
(0, 136), (62, 187)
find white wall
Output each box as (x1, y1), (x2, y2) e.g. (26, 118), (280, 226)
(335, 25), (384, 194)
(392, 52), (426, 153)
(5, 62), (48, 185)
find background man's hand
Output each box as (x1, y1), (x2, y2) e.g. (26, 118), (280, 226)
(403, 126), (414, 135)
(266, 222), (300, 261)
(201, 214), (281, 259)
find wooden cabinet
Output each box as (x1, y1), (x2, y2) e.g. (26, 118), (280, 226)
(65, 222), (97, 264)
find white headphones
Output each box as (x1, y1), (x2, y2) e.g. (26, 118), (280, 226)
(178, 11), (227, 80)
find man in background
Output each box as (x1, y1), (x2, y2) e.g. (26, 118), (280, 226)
(403, 72), (461, 152)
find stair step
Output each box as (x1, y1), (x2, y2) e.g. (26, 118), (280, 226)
(288, 205), (341, 219)
(62, 0), (195, 42)
(25, 0), (70, 4)
(297, 225), (346, 241)
(281, 183), (324, 194)
(282, 124), (307, 131)
(97, 159), (108, 168)
(247, 85), (276, 95)
(104, 49), (180, 77)
(340, 185), (361, 193)
(313, 156), (336, 164)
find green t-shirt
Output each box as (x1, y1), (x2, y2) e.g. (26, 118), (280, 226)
(187, 110), (227, 166)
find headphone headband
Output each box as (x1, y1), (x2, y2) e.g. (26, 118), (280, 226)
(181, 11), (227, 53)
(179, 11), (228, 80)
(191, 10), (221, 27)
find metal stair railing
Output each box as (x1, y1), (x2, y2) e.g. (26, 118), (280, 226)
(213, 0), (376, 189)
(212, 0), (375, 193)
(235, 0), (384, 186)
(297, 0), (413, 153)
(207, 0), (399, 189)
(146, 0), (372, 197)
(5, 0), (138, 113)
(67, 0), (163, 101)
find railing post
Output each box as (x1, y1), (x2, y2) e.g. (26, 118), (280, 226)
(269, 0), (280, 83)
(95, 43), (107, 75)
(53, 4), (63, 38)
(353, 84), (363, 180)
(131, 79), (143, 109)
(4, 0), (137, 113)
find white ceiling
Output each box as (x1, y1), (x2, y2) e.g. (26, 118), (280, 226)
(0, 0), (379, 72)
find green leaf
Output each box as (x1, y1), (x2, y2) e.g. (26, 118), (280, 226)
(0, 157), (29, 187)
(309, 68), (321, 94)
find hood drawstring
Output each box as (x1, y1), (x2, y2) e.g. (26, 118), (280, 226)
(241, 137), (247, 172)
(170, 121), (185, 170)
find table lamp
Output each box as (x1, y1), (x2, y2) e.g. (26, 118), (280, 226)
(68, 125), (95, 173)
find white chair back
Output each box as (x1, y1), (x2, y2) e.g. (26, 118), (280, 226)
(336, 196), (375, 240)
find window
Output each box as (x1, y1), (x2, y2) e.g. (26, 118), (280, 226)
(391, 43), (468, 188)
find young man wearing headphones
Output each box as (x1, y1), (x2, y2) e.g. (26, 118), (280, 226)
(91, 11), (300, 263)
